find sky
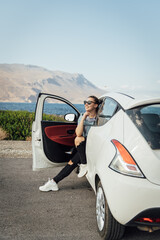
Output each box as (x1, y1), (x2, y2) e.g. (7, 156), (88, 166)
(0, 0), (160, 96)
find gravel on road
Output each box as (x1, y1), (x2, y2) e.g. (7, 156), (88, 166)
(0, 140), (32, 158)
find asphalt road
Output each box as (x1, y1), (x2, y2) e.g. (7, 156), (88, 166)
(1, 157), (160, 240)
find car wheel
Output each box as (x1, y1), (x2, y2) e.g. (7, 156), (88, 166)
(96, 181), (125, 240)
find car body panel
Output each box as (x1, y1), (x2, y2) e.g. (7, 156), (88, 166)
(86, 109), (124, 190)
(123, 113), (160, 185)
(99, 168), (160, 225)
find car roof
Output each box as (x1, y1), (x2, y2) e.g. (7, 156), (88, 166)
(101, 92), (160, 110)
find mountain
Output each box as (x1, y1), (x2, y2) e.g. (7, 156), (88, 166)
(0, 64), (105, 103)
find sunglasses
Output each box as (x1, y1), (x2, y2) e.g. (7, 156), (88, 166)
(84, 100), (95, 105)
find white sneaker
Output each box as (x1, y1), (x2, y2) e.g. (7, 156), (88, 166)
(78, 164), (88, 178)
(39, 178), (59, 192)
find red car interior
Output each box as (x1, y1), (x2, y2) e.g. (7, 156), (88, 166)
(44, 125), (76, 146)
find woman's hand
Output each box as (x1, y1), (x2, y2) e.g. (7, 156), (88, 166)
(75, 112), (89, 137)
(82, 111), (90, 120)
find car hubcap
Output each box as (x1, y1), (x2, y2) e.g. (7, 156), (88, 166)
(96, 186), (105, 231)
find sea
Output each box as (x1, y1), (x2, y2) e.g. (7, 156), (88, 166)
(0, 102), (85, 115)
(0, 102), (159, 115)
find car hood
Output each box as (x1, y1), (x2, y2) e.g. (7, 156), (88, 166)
(124, 114), (160, 185)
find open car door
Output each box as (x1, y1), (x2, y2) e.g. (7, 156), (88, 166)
(32, 93), (80, 171)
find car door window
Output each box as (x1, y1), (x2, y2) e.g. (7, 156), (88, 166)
(98, 98), (118, 126)
(42, 97), (78, 122)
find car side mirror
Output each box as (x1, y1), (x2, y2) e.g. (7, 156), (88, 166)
(64, 113), (76, 122)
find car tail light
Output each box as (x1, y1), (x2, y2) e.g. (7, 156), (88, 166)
(109, 139), (145, 178)
(135, 218), (160, 223)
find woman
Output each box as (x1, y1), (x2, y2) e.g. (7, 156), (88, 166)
(39, 96), (99, 192)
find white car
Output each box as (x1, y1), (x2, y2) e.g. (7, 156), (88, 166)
(32, 92), (160, 240)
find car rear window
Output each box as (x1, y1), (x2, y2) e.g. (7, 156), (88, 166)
(126, 104), (160, 150)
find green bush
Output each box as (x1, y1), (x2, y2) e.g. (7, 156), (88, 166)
(0, 110), (64, 140)
(0, 110), (35, 140)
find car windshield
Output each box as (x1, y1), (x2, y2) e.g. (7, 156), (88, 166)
(126, 104), (160, 150)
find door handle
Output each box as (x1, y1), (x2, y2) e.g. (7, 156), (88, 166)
(67, 130), (75, 134)
(36, 138), (41, 141)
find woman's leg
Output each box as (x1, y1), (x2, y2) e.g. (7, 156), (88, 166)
(74, 136), (85, 147)
(39, 149), (80, 192)
(74, 136), (87, 164)
(53, 138), (87, 183)
(53, 151), (80, 183)
(39, 138), (87, 191)
(76, 139), (87, 164)
(75, 137), (88, 178)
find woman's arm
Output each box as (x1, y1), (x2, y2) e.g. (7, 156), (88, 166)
(75, 112), (89, 137)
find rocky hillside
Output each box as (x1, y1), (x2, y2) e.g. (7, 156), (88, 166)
(0, 64), (104, 103)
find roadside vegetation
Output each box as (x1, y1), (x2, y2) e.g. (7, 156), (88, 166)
(0, 110), (64, 140)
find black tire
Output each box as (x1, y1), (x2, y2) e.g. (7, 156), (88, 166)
(96, 181), (125, 240)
